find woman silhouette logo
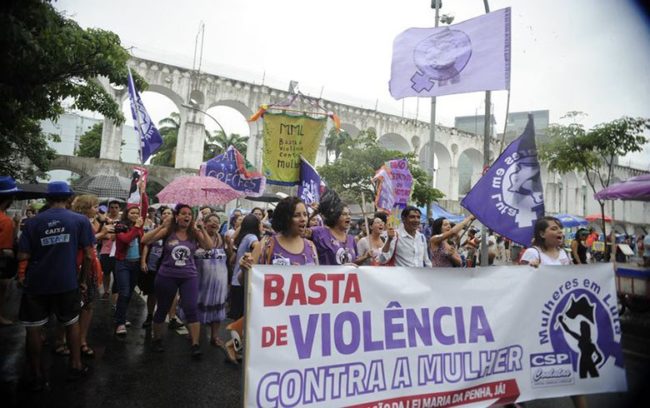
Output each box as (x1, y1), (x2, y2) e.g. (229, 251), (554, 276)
(557, 315), (604, 378)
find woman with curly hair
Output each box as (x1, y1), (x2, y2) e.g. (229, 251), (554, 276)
(306, 190), (364, 266)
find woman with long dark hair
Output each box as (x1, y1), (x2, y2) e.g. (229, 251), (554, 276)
(142, 204), (212, 358)
(230, 197), (318, 363)
(429, 216), (473, 267)
(520, 216), (585, 408)
(229, 213), (261, 320)
(519, 216), (572, 266)
(571, 228), (589, 265)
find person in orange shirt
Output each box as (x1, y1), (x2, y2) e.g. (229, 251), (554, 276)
(0, 176), (20, 326)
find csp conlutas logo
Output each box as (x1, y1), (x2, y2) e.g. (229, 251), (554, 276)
(534, 278), (625, 388)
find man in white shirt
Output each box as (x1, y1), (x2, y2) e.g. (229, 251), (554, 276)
(379, 206), (431, 267)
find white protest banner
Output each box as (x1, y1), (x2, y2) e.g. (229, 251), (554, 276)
(244, 264), (626, 407)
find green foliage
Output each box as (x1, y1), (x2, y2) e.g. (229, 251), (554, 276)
(76, 123), (103, 158)
(204, 131), (249, 160)
(324, 128), (352, 164)
(0, 0), (144, 180)
(151, 113), (180, 167)
(539, 115), (649, 232)
(318, 128), (444, 207)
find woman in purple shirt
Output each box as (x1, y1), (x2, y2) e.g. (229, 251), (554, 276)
(306, 190), (365, 265)
(142, 204), (213, 359)
(233, 197), (318, 363)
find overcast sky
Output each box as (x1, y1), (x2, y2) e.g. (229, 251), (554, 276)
(55, 0), (650, 168)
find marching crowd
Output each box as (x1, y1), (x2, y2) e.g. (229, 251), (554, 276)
(0, 174), (634, 408)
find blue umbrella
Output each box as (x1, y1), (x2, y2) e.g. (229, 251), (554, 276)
(555, 213), (589, 228)
(419, 204), (465, 224)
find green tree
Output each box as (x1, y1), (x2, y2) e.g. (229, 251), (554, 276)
(204, 131), (249, 160)
(151, 113), (180, 167)
(539, 114), (649, 235)
(76, 123), (103, 158)
(324, 128), (351, 164)
(0, 0), (145, 180)
(318, 128), (444, 207)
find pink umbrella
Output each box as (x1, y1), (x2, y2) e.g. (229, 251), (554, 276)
(594, 174), (650, 201)
(157, 176), (244, 206)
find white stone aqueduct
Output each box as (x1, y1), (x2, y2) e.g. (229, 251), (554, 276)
(92, 56), (648, 230)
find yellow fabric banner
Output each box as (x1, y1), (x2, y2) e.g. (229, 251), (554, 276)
(262, 112), (327, 185)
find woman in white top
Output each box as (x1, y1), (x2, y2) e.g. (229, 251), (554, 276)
(356, 217), (385, 266)
(520, 216), (586, 408)
(519, 216), (572, 266)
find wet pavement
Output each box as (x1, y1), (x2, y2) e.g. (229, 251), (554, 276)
(1, 278), (649, 408)
(0, 280), (242, 408)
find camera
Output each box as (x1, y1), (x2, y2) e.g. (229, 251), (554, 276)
(113, 222), (129, 233)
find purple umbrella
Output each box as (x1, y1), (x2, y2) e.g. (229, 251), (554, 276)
(594, 174), (650, 201)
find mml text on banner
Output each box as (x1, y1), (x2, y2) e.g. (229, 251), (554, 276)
(244, 264), (625, 407)
(262, 112), (327, 185)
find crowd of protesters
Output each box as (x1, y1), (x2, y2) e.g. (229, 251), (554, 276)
(0, 174), (645, 405)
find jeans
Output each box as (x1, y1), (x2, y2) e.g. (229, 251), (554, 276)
(114, 260), (139, 325)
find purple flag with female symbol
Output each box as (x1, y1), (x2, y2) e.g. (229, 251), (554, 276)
(389, 7), (511, 99)
(297, 157), (323, 205)
(127, 68), (163, 163)
(461, 115), (544, 246)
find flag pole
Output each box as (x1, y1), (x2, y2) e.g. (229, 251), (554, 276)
(128, 66), (145, 165)
(427, 0), (441, 221)
(480, 0), (492, 266)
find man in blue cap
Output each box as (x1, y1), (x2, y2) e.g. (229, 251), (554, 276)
(0, 176), (21, 326)
(17, 181), (95, 388)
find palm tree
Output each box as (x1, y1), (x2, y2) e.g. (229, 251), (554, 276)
(324, 128), (351, 164)
(151, 112), (180, 167)
(204, 131), (249, 160)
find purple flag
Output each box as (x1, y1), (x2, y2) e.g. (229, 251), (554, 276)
(127, 68), (163, 163)
(297, 157), (323, 205)
(461, 115), (544, 246)
(389, 7), (511, 99)
(200, 146), (266, 197)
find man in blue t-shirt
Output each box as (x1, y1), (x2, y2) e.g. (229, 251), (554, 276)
(17, 181), (95, 388)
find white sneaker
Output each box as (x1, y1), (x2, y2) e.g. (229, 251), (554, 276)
(115, 325), (127, 335)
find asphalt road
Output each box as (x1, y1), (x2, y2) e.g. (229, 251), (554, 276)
(1, 279), (648, 408)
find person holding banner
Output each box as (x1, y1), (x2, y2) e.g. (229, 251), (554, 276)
(356, 217), (386, 266)
(519, 216), (588, 408)
(379, 206), (432, 267)
(519, 217), (572, 267)
(141, 204), (213, 359)
(234, 197), (319, 363)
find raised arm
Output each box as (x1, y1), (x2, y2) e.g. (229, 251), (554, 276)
(430, 215), (475, 245)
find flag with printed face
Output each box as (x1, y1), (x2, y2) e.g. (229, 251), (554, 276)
(461, 115), (544, 246)
(127, 68), (163, 163)
(389, 7), (511, 99)
(297, 157), (324, 205)
(372, 165), (395, 211)
(200, 145), (266, 197)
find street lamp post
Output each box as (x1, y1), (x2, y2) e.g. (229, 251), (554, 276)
(181, 103), (227, 136)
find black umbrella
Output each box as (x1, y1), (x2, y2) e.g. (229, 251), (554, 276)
(73, 175), (131, 200)
(15, 183), (49, 200)
(244, 193), (281, 203)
